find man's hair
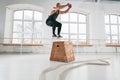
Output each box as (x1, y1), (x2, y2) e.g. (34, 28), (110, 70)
(56, 3), (60, 7)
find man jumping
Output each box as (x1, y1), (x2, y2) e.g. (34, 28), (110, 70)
(46, 3), (72, 38)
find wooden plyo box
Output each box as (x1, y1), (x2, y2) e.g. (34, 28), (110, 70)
(50, 41), (75, 62)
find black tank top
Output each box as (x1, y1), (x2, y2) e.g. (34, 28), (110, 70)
(47, 10), (59, 20)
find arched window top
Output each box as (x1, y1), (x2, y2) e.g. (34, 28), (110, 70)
(14, 10), (42, 21)
(6, 4), (44, 12)
(4, 4), (43, 44)
(61, 12), (87, 23)
(60, 12), (88, 44)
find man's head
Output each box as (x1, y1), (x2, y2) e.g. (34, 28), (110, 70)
(56, 3), (60, 7)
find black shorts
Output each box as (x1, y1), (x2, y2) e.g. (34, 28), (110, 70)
(46, 19), (61, 27)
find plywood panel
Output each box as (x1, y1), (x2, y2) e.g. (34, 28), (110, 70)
(50, 41), (75, 62)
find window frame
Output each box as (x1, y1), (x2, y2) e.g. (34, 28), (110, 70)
(12, 9), (43, 44)
(60, 12), (89, 44)
(4, 4), (44, 44)
(105, 14), (120, 44)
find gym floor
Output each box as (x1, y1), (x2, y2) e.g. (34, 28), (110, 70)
(0, 53), (120, 80)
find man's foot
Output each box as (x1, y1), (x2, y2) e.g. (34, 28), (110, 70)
(52, 34), (57, 37)
(57, 35), (62, 38)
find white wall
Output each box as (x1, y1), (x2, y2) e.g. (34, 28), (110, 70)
(0, 0), (120, 54)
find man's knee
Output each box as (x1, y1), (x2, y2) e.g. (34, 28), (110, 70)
(59, 23), (62, 27)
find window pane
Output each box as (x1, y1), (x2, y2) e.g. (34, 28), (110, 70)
(61, 13), (69, 22)
(12, 39), (22, 43)
(12, 33), (22, 43)
(119, 26), (120, 34)
(23, 34), (32, 38)
(105, 25), (110, 34)
(112, 36), (118, 43)
(71, 40), (77, 44)
(70, 24), (77, 33)
(24, 22), (32, 33)
(33, 34), (42, 43)
(33, 34), (41, 38)
(70, 13), (77, 22)
(61, 23), (69, 33)
(33, 39), (41, 44)
(13, 39), (19, 43)
(70, 35), (77, 39)
(61, 34), (68, 39)
(110, 15), (117, 24)
(105, 15), (109, 24)
(23, 34), (32, 43)
(79, 24), (86, 34)
(14, 11), (23, 19)
(111, 25), (118, 34)
(34, 11), (42, 20)
(79, 14), (86, 22)
(33, 34), (41, 43)
(24, 10), (33, 20)
(79, 35), (86, 42)
(106, 35), (110, 43)
(118, 16), (120, 24)
(13, 21), (22, 32)
(119, 36), (120, 43)
(13, 33), (22, 39)
(34, 22), (42, 33)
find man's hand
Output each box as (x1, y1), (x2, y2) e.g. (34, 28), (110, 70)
(68, 4), (72, 8)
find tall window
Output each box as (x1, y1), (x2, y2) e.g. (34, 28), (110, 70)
(13, 10), (42, 44)
(105, 14), (120, 44)
(61, 13), (88, 44)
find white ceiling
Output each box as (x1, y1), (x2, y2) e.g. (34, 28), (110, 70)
(0, 0), (120, 4)
(66, 0), (120, 2)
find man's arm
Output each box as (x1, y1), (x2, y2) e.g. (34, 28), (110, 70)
(58, 3), (69, 9)
(59, 4), (72, 14)
(59, 4), (67, 9)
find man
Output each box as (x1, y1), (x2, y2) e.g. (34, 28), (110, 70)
(46, 3), (72, 38)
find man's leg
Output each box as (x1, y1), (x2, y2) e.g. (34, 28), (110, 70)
(52, 26), (57, 37)
(53, 21), (62, 37)
(56, 22), (62, 37)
